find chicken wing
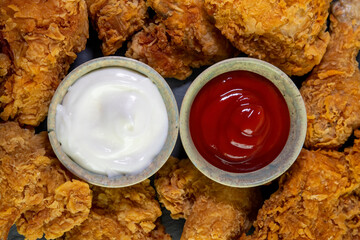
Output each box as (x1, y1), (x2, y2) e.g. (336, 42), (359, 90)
(155, 157), (262, 240)
(300, 0), (360, 149)
(126, 0), (235, 80)
(0, 0), (88, 126)
(0, 122), (92, 240)
(86, 0), (148, 55)
(63, 180), (171, 240)
(204, 0), (331, 76)
(242, 131), (360, 240)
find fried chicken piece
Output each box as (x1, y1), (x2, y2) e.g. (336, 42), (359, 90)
(0, 122), (92, 240)
(204, 0), (331, 76)
(300, 0), (360, 149)
(155, 157), (262, 240)
(242, 131), (360, 240)
(126, 0), (235, 80)
(63, 180), (171, 240)
(0, 0), (88, 126)
(86, 0), (148, 55)
(126, 23), (198, 80)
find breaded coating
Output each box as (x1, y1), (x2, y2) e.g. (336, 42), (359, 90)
(204, 0), (331, 76)
(242, 131), (360, 240)
(155, 157), (262, 240)
(0, 122), (92, 240)
(0, 53), (11, 77)
(86, 0), (148, 55)
(300, 0), (360, 149)
(126, 0), (235, 80)
(0, 0), (88, 126)
(126, 23), (196, 80)
(63, 180), (171, 240)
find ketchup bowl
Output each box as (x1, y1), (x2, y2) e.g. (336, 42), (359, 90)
(48, 56), (179, 187)
(180, 57), (306, 187)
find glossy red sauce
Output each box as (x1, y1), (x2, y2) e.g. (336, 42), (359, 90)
(189, 70), (290, 173)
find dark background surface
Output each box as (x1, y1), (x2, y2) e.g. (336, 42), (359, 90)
(8, 11), (360, 240)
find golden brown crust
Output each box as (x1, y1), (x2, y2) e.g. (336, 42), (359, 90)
(63, 180), (171, 240)
(155, 157), (262, 240)
(300, 0), (360, 149)
(126, 0), (235, 80)
(182, 196), (252, 240)
(86, 0), (148, 55)
(126, 23), (194, 80)
(0, 0), (88, 126)
(0, 122), (92, 240)
(242, 141), (360, 240)
(204, 0), (331, 76)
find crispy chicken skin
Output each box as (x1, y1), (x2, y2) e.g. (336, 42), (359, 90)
(126, 0), (235, 80)
(0, 0), (88, 126)
(155, 157), (262, 240)
(63, 180), (171, 240)
(242, 131), (360, 240)
(126, 22), (197, 80)
(86, 0), (148, 55)
(0, 122), (92, 240)
(204, 0), (331, 76)
(300, 0), (360, 149)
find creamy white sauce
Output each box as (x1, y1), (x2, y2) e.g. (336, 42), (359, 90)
(56, 67), (168, 177)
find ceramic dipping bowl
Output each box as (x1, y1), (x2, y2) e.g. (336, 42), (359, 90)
(48, 56), (179, 188)
(180, 57), (307, 187)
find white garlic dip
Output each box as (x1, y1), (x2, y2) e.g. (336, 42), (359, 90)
(55, 67), (168, 177)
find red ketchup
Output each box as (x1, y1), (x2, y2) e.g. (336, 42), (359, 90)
(189, 70), (290, 173)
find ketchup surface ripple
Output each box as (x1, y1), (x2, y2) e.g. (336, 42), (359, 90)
(189, 70), (290, 173)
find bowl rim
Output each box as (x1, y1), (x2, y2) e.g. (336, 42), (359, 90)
(48, 56), (179, 188)
(180, 57), (307, 188)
